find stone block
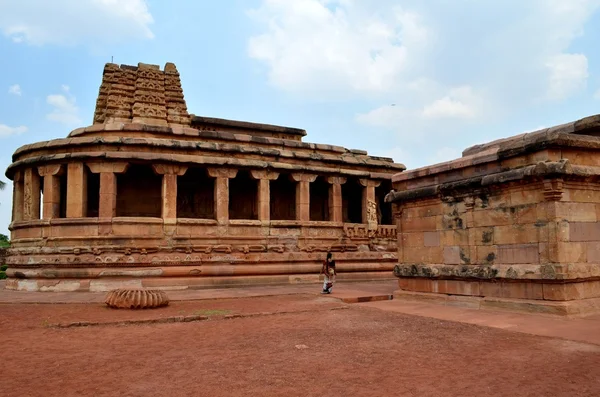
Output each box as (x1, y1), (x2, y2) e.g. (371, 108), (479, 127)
(493, 224), (539, 245)
(587, 243), (600, 262)
(439, 229), (469, 247)
(399, 278), (435, 293)
(569, 222), (600, 242)
(401, 216), (437, 232)
(501, 282), (543, 300)
(401, 232), (424, 247)
(514, 204), (538, 224)
(473, 208), (512, 227)
(443, 246), (461, 264)
(397, 278), (410, 290)
(496, 244), (539, 264)
(543, 281), (600, 301)
(423, 231), (440, 247)
(402, 203), (443, 219)
(475, 245), (497, 264)
(556, 242), (586, 263)
(479, 281), (502, 297)
(569, 188), (600, 203)
(403, 247), (443, 263)
(469, 227), (494, 246)
(433, 279), (480, 296)
(440, 230), (454, 246)
(510, 189), (542, 206)
(556, 202), (597, 222)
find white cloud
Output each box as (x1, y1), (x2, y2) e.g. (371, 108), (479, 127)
(247, 1), (431, 97)
(0, 0), (154, 46)
(422, 98), (474, 119)
(248, 1), (599, 167)
(545, 53), (589, 100)
(356, 105), (408, 129)
(356, 85), (480, 135)
(8, 84), (21, 96)
(46, 85), (81, 125)
(248, 0), (599, 106)
(421, 86), (479, 119)
(0, 124), (27, 137)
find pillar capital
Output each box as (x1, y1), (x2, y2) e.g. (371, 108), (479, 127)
(291, 173), (317, 183)
(327, 176), (347, 185)
(38, 164), (64, 177)
(207, 168), (238, 179)
(88, 162), (129, 174)
(359, 178), (382, 188)
(250, 169), (280, 180)
(152, 164), (187, 176)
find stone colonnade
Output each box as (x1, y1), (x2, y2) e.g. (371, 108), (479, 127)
(11, 163), (383, 225)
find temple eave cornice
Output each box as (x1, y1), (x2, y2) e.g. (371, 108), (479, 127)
(385, 160), (600, 204)
(5, 151), (397, 181)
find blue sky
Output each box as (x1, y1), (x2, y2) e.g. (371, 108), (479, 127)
(0, 0), (600, 236)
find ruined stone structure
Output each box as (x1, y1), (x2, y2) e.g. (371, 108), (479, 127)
(4, 62), (404, 292)
(386, 116), (600, 315)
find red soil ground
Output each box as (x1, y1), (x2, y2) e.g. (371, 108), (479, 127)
(1, 294), (599, 397)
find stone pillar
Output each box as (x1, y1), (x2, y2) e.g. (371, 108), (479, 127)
(359, 179), (381, 224)
(250, 170), (280, 223)
(87, 163), (129, 219)
(207, 168), (238, 224)
(66, 163), (88, 218)
(327, 176), (346, 223)
(152, 164), (188, 221)
(291, 173), (317, 222)
(12, 171), (24, 222)
(38, 165), (64, 219)
(23, 168), (41, 221)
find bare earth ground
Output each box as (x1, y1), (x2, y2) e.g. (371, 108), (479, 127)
(1, 293), (600, 397)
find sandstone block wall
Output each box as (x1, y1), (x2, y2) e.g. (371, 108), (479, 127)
(387, 117), (600, 315)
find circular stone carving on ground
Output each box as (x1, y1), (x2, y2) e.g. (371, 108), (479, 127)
(105, 289), (170, 309)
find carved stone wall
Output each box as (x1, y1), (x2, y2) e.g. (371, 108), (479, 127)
(93, 62), (190, 126)
(5, 60), (404, 292)
(387, 119), (600, 315)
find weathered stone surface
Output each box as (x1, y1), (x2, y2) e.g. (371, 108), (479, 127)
(391, 112), (600, 314)
(105, 289), (169, 309)
(4, 60), (402, 292)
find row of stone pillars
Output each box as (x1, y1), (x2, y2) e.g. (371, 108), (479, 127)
(12, 163), (382, 224)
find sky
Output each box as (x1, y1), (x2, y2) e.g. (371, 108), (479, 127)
(0, 0), (600, 236)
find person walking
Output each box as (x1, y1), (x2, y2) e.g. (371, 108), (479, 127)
(320, 252), (336, 294)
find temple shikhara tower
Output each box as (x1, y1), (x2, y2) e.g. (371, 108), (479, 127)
(4, 62), (404, 292)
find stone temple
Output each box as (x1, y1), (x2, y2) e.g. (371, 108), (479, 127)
(4, 62), (404, 292)
(386, 116), (600, 315)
